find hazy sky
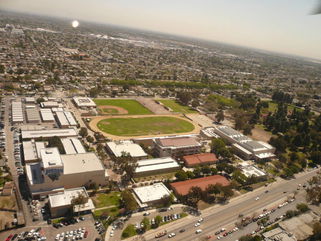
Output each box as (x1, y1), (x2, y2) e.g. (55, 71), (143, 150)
(1, 0), (321, 59)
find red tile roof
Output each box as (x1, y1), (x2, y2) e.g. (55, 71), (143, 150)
(183, 153), (218, 166)
(170, 175), (230, 196)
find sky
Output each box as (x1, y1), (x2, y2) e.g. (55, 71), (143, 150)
(1, 0), (321, 59)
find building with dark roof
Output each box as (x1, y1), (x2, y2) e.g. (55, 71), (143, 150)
(170, 175), (230, 196)
(183, 153), (218, 167)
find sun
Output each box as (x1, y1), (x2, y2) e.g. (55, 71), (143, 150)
(72, 20), (79, 28)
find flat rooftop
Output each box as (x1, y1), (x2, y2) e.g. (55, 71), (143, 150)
(170, 175), (230, 196)
(61, 153), (105, 175)
(183, 153), (218, 166)
(135, 157), (180, 174)
(25, 163), (44, 185)
(73, 97), (96, 107)
(21, 128), (78, 139)
(133, 183), (172, 204)
(40, 148), (63, 169)
(106, 141), (147, 158)
(61, 138), (86, 154)
(156, 136), (201, 148)
(49, 187), (95, 212)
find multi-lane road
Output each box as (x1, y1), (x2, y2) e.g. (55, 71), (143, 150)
(129, 169), (318, 241)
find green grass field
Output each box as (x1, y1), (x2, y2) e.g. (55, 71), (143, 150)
(157, 99), (197, 113)
(97, 116), (195, 136)
(93, 192), (121, 208)
(94, 99), (153, 115)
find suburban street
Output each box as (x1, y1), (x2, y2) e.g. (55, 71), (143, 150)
(122, 168), (319, 241)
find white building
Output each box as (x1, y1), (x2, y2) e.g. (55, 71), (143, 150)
(134, 157), (180, 177)
(40, 109), (55, 122)
(61, 138), (86, 154)
(12, 101), (24, 123)
(21, 128), (78, 140)
(106, 141), (148, 159)
(40, 101), (59, 108)
(73, 97), (96, 108)
(239, 163), (267, 178)
(22, 140), (45, 163)
(55, 111), (77, 128)
(49, 187), (95, 218)
(214, 125), (275, 161)
(25, 151), (108, 198)
(133, 183), (172, 207)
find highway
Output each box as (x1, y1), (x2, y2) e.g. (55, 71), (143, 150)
(136, 169), (318, 241)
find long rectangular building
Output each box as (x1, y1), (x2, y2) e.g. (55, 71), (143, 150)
(134, 157), (180, 177)
(12, 101), (24, 123)
(22, 128), (78, 140)
(61, 138), (86, 154)
(40, 109), (55, 122)
(55, 111), (77, 128)
(214, 125), (275, 161)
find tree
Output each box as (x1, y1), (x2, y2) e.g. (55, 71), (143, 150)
(154, 215), (162, 227)
(191, 99), (200, 108)
(211, 138), (231, 158)
(296, 203), (309, 213)
(121, 190), (138, 211)
(71, 192), (89, 215)
(79, 127), (88, 138)
(215, 110), (224, 123)
(239, 235), (262, 241)
(86, 135), (94, 143)
(47, 136), (65, 154)
(175, 170), (188, 181)
(176, 91), (192, 106)
(141, 217), (150, 232)
(113, 153), (138, 183)
(159, 194), (174, 207)
(36, 97), (45, 104)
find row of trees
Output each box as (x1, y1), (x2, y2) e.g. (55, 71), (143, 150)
(178, 184), (234, 208)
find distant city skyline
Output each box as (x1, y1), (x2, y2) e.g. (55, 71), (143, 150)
(1, 0), (321, 59)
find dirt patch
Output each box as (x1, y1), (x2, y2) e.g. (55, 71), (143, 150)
(250, 125), (273, 143)
(97, 105), (128, 115)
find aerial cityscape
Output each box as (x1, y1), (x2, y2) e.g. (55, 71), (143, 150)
(0, 1), (321, 241)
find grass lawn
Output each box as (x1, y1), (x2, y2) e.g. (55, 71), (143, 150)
(122, 224), (137, 239)
(157, 99), (197, 114)
(94, 99), (152, 115)
(97, 116), (195, 136)
(264, 101), (298, 114)
(93, 207), (120, 218)
(93, 192), (121, 208)
(207, 94), (239, 108)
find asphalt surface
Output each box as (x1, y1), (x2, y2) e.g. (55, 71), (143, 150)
(133, 169), (318, 241)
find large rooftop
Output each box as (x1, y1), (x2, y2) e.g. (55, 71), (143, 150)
(135, 157), (180, 174)
(49, 187), (95, 212)
(106, 141), (147, 158)
(73, 97), (96, 107)
(61, 153), (105, 175)
(183, 153), (218, 166)
(170, 175), (230, 196)
(133, 183), (172, 204)
(40, 148), (63, 169)
(21, 128), (78, 140)
(156, 136), (201, 148)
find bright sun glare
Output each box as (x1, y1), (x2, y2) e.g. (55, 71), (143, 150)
(72, 20), (79, 28)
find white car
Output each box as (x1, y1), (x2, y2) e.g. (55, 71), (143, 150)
(168, 233), (176, 238)
(196, 229), (202, 234)
(195, 222), (201, 227)
(255, 197), (260, 201)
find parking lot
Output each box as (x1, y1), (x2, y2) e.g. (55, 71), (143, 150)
(0, 214), (102, 241)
